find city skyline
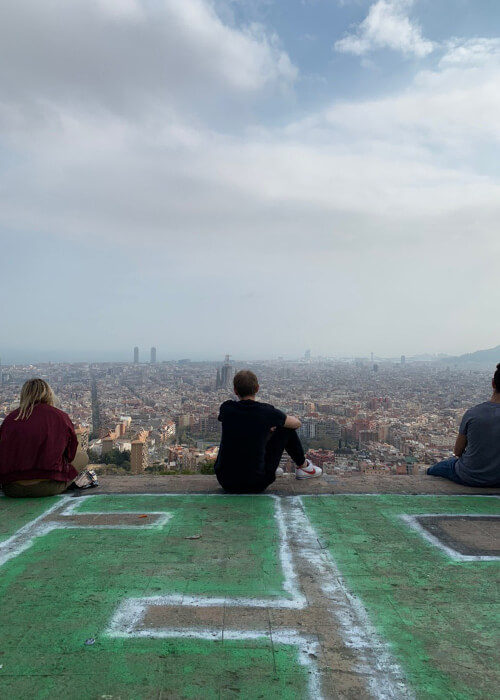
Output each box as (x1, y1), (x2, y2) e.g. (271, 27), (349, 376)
(1, 357), (495, 478)
(0, 343), (497, 366)
(1, 1), (500, 359)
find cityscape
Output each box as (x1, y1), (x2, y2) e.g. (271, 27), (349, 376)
(0, 351), (492, 478)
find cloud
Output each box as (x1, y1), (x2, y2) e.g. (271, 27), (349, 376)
(0, 0), (296, 123)
(439, 37), (500, 69)
(324, 38), (500, 152)
(1, 2), (500, 357)
(2, 32), (500, 255)
(335, 0), (434, 58)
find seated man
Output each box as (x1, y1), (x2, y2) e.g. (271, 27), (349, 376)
(0, 378), (95, 497)
(427, 363), (500, 486)
(215, 370), (322, 493)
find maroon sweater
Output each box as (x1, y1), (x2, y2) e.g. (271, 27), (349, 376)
(0, 403), (78, 484)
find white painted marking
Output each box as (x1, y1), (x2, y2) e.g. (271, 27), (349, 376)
(274, 496), (306, 603)
(4, 492), (498, 698)
(290, 497), (415, 700)
(400, 513), (500, 562)
(0, 497), (72, 567)
(301, 493), (500, 498)
(105, 495), (415, 700)
(0, 496), (172, 567)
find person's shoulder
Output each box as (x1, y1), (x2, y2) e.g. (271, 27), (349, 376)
(256, 401), (275, 410)
(468, 401), (492, 414)
(219, 399), (237, 414)
(3, 408), (20, 423)
(255, 401), (285, 416)
(42, 404), (72, 423)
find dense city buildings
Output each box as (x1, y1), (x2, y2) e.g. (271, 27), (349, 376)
(0, 357), (494, 477)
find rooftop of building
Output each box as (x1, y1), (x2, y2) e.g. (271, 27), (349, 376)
(1, 475), (499, 699)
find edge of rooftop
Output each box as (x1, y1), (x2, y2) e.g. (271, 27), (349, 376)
(87, 474), (500, 496)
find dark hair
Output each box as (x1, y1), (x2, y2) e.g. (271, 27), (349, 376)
(233, 370), (259, 398)
(494, 364), (500, 393)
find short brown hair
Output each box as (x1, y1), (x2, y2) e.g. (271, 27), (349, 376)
(233, 370), (259, 398)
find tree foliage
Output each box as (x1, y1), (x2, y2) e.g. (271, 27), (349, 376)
(100, 449), (131, 467)
(199, 459), (216, 475)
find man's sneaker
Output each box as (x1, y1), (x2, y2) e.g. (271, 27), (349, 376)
(295, 459), (322, 480)
(87, 469), (99, 487)
(72, 469), (99, 490)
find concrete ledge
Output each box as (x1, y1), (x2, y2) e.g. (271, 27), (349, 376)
(91, 474), (500, 496)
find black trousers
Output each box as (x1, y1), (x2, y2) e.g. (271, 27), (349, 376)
(216, 427), (306, 494)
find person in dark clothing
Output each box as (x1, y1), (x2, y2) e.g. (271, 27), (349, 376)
(0, 378), (92, 497)
(215, 370), (322, 493)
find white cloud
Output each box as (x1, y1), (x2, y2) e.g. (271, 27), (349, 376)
(2, 34), (500, 253)
(326, 38), (500, 152)
(1, 2), (500, 356)
(93, 0), (144, 21)
(439, 37), (500, 69)
(335, 0), (434, 58)
(0, 0), (296, 122)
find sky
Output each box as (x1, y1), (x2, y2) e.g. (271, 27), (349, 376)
(1, 0), (500, 363)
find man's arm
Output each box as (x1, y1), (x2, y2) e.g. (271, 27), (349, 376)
(284, 415), (301, 430)
(454, 433), (467, 457)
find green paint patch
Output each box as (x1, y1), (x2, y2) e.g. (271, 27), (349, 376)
(0, 639), (307, 700)
(0, 638), (307, 700)
(303, 495), (500, 700)
(0, 495), (309, 698)
(74, 494), (287, 598)
(0, 495), (63, 543)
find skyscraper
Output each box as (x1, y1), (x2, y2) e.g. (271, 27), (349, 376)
(150, 347), (157, 364)
(133, 346), (139, 364)
(219, 355), (234, 389)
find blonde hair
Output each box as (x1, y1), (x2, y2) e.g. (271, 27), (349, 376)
(15, 378), (55, 420)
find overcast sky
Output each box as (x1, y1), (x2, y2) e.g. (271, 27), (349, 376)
(1, 0), (499, 363)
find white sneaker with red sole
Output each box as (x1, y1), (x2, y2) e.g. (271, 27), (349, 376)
(295, 459), (322, 480)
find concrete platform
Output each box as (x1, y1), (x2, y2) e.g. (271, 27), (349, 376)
(0, 477), (499, 700)
(93, 473), (500, 496)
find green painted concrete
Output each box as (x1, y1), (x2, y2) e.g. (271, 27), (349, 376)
(2, 493), (499, 699)
(75, 494), (288, 598)
(0, 495), (307, 699)
(0, 496), (61, 543)
(303, 495), (500, 700)
(0, 638), (306, 699)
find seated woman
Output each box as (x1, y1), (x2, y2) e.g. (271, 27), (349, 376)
(0, 378), (90, 498)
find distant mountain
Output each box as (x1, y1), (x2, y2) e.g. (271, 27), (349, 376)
(442, 345), (500, 366)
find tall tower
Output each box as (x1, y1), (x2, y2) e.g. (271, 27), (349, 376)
(133, 346), (139, 364)
(220, 355), (234, 389)
(150, 347), (157, 364)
